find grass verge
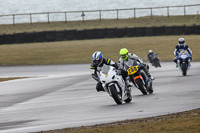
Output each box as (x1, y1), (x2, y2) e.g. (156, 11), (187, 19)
(36, 108), (200, 133)
(0, 35), (199, 66)
(0, 77), (29, 82)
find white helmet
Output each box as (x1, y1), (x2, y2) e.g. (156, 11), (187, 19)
(148, 50), (153, 53)
(178, 38), (185, 45)
(92, 51), (103, 66)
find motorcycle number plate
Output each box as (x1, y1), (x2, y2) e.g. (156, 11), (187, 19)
(127, 66), (139, 75)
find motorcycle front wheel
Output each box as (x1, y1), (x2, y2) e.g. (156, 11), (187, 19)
(135, 78), (147, 95)
(182, 63), (187, 76)
(109, 84), (122, 105)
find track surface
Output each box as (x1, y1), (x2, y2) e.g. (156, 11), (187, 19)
(0, 62), (200, 133)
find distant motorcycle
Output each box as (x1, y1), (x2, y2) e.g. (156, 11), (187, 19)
(177, 51), (191, 76)
(149, 53), (161, 68)
(124, 60), (153, 95)
(98, 65), (132, 105)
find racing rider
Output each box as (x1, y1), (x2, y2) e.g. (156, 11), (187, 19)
(147, 50), (158, 63)
(174, 38), (192, 67)
(119, 48), (154, 80)
(90, 51), (131, 92)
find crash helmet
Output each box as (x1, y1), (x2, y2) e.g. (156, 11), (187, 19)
(148, 50), (153, 53)
(92, 51), (103, 66)
(120, 48), (129, 61)
(178, 38), (185, 46)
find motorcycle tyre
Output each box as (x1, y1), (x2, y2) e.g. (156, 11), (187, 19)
(135, 78), (147, 95)
(109, 84), (123, 105)
(182, 63), (187, 76)
(124, 91), (132, 103)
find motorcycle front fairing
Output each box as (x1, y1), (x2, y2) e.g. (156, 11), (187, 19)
(124, 60), (149, 86)
(177, 51), (191, 73)
(99, 65), (127, 100)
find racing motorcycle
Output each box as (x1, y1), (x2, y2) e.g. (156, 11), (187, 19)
(98, 65), (132, 105)
(177, 51), (191, 76)
(124, 60), (153, 95)
(149, 53), (161, 68)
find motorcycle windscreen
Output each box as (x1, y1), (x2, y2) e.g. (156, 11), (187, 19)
(124, 59), (138, 70)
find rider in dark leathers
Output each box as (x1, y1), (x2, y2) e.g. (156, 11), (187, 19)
(174, 38), (192, 67)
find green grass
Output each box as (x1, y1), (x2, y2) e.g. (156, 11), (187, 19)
(0, 15), (200, 34)
(0, 35), (199, 66)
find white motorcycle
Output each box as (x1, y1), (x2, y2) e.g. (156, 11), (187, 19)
(98, 65), (132, 105)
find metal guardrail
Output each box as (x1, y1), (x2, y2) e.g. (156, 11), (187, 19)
(0, 4), (200, 25)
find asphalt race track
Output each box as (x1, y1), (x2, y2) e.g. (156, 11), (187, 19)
(0, 62), (200, 133)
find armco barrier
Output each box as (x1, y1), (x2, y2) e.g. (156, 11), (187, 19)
(76, 30), (86, 40)
(0, 35), (5, 44)
(24, 32), (35, 43)
(96, 29), (106, 39)
(126, 27), (136, 37)
(145, 27), (155, 36)
(174, 25), (185, 35)
(66, 30), (76, 40)
(55, 30), (66, 41)
(5, 34), (15, 44)
(194, 25), (200, 34)
(106, 28), (117, 38)
(1, 25), (200, 45)
(15, 33), (25, 43)
(165, 26), (174, 35)
(185, 26), (195, 35)
(154, 27), (165, 36)
(86, 29), (96, 39)
(35, 32), (45, 42)
(135, 27), (146, 37)
(45, 31), (56, 42)
(116, 28), (127, 38)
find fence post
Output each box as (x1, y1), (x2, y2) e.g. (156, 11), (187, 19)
(116, 9), (119, 20)
(13, 14), (15, 25)
(30, 13), (32, 24)
(134, 8), (136, 19)
(99, 10), (101, 21)
(81, 11), (85, 22)
(47, 12), (50, 23)
(184, 5), (186, 16)
(198, 11), (200, 20)
(167, 6), (169, 17)
(150, 8), (153, 19)
(65, 12), (67, 23)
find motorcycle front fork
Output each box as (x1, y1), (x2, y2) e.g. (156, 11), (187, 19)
(177, 60), (191, 72)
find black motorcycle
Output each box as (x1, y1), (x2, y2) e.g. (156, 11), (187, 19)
(124, 59), (153, 95)
(149, 53), (161, 68)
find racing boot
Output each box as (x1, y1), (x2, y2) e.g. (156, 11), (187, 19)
(176, 63), (178, 68)
(125, 77), (132, 88)
(147, 71), (155, 80)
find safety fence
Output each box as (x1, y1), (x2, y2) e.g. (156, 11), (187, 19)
(0, 25), (200, 45)
(0, 4), (200, 25)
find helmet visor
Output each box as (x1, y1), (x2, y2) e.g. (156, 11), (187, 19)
(93, 59), (100, 65)
(121, 54), (127, 59)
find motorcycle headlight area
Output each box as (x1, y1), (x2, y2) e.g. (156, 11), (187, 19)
(181, 55), (187, 59)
